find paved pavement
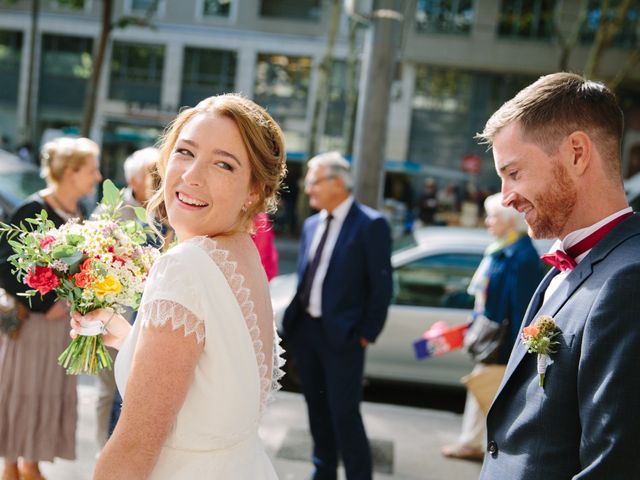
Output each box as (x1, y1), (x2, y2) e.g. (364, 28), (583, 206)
(2, 380), (482, 480)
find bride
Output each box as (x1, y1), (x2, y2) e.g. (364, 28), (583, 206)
(71, 94), (287, 479)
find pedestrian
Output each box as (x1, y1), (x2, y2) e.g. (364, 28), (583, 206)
(282, 151), (393, 480)
(477, 72), (640, 478)
(69, 93), (287, 479)
(441, 192), (543, 461)
(94, 147), (160, 450)
(0, 137), (102, 480)
(252, 212), (278, 281)
(416, 178), (438, 225)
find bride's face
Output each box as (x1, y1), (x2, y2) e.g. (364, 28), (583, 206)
(164, 112), (258, 240)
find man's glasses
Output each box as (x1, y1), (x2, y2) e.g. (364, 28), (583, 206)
(304, 175), (335, 188)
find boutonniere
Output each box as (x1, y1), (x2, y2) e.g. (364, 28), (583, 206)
(521, 315), (560, 387)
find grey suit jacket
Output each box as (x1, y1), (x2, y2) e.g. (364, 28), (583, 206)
(480, 213), (640, 480)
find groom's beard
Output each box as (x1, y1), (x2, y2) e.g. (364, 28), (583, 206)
(528, 161), (577, 239)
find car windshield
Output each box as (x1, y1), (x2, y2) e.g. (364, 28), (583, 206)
(392, 232), (418, 253)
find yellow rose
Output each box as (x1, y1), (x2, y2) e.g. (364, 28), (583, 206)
(93, 275), (122, 298)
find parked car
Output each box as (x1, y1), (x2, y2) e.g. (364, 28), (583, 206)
(270, 226), (552, 388)
(0, 149), (45, 222)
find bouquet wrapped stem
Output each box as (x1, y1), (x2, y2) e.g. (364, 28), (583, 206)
(58, 308), (114, 375)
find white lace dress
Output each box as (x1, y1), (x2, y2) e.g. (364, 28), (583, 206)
(114, 236), (284, 479)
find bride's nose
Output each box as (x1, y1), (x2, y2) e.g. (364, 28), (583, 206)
(181, 159), (203, 186)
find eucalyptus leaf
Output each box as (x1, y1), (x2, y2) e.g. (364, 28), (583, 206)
(52, 245), (77, 259)
(133, 206), (148, 224)
(61, 251), (84, 267)
(101, 179), (121, 207)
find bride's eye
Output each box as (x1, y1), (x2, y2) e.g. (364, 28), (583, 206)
(174, 147), (193, 157)
(215, 161), (234, 172)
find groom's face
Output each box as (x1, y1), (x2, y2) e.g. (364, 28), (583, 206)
(493, 122), (577, 240)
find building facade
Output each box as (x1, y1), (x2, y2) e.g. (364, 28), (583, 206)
(0, 0), (638, 193)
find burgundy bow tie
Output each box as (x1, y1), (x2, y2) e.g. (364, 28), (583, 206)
(541, 212), (633, 271)
(540, 249), (576, 271)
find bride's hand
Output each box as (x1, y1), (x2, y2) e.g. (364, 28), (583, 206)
(70, 309), (131, 351)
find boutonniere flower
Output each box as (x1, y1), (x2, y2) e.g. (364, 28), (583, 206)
(521, 315), (560, 387)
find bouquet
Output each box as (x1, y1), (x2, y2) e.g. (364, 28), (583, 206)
(0, 180), (160, 374)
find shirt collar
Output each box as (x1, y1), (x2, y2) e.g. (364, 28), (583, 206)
(320, 195), (354, 224)
(547, 207), (633, 260)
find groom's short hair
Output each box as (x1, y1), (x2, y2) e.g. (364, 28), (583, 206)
(477, 72), (624, 179)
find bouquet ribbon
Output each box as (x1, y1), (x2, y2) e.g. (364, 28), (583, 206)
(78, 317), (105, 337)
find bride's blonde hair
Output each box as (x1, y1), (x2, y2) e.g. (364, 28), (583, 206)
(147, 94), (287, 234)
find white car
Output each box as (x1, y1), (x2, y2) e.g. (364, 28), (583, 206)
(270, 226), (551, 388)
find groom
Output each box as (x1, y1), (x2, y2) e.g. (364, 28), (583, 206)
(478, 72), (640, 478)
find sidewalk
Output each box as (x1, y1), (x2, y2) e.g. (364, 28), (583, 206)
(6, 382), (482, 479)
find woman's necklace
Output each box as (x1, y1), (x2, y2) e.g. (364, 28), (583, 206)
(47, 192), (82, 221)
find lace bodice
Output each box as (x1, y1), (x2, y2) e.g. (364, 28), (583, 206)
(135, 236), (285, 414)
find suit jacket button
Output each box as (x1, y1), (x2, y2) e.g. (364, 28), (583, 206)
(487, 440), (498, 456)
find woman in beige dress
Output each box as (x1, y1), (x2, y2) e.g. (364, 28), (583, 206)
(0, 137), (102, 480)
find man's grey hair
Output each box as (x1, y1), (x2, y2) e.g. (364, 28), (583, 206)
(484, 192), (528, 233)
(124, 147), (160, 183)
(307, 151), (353, 191)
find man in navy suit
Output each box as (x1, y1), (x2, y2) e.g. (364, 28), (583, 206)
(477, 72), (640, 479)
(282, 152), (392, 480)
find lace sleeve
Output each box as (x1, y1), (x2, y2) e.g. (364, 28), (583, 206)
(138, 299), (206, 344)
(263, 327), (286, 411)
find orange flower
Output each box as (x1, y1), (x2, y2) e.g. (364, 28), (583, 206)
(523, 325), (539, 338)
(73, 271), (91, 288)
(80, 258), (93, 272)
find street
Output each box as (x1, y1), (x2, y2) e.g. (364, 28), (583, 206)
(1, 379), (482, 480)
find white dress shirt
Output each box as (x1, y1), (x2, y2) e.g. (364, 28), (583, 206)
(544, 207), (633, 302)
(306, 196), (354, 317)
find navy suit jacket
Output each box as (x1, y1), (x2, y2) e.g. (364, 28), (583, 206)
(481, 214), (640, 479)
(282, 201), (393, 350)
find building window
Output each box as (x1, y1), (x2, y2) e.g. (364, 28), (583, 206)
(49, 0), (86, 10)
(408, 66), (535, 186)
(254, 53), (311, 125)
(181, 47), (236, 107)
(109, 41), (164, 107)
(39, 34), (93, 110)
(415, 0), (474, 34)
(131, 0), (156, 12)
(497, 0), (555, 39)
(0, 30), (22, 106)
(203, 0), (231, 17)
(581, 0), (639, 48)
(259, 0), (321, 21)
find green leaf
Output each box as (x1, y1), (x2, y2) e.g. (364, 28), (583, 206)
(133, 206), (148, 224)
(66, 234), (85, 246)
(52, 245), (77, 259)
(101, 179), (121, 207)
(61, 251), (84, 267)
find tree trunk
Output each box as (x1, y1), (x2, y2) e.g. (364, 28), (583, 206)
(554, 0), (589, 71)
(609, 48), (640, 91)
(80, 0), (113, 138)
(305, 0), (341, 160)
(343, 18), (360, 157)
(23, 0), (40, 147)
(584, 0), (633, 79)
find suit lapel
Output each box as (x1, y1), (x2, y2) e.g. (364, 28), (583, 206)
(495, 214), (640, 400)
(298, 216), (321, 283)
(325, 202), (359, 277)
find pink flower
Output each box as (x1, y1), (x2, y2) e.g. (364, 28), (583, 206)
(25, 265), (60, 295)
(39, 235), (56, 251)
